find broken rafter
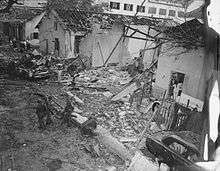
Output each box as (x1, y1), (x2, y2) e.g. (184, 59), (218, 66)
(129, 30), (137, 37)
(124, 35), (154, 41)
(124, 25), (155, 40)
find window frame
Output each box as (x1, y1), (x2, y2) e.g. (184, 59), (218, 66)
(137, 5), (145, 13)
(148, 7), (157, 14)
(168, 10), (176, 17)
(178, 11), (185, 18)
(159, 8), (166, 15)
(110, 1), (120, 10)
(124, 3), (133, 11)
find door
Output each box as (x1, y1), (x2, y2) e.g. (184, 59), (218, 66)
(54, 38), (60, 56)
(168, 71), (185, 100)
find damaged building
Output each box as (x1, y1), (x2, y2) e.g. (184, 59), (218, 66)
(0, 7), (44, 46)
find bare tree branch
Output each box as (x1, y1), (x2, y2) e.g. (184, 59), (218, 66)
(0, 0), (22, 13)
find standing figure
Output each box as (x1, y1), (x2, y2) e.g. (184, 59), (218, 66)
(61, 96), (75, 127)
(35, 99), (50, 130)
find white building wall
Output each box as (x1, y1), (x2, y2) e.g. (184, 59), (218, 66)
(155, 45), (205, 100)
(80, 23), (125, 67)
(25, 11), (45, 46)
(39, 11), (67, 58)
(105, 0), (185, 23)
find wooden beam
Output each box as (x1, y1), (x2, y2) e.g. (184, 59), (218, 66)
(124, 25), (155, 39)
(103, 34), (124, 66)
(129, 30), (137, 37)
(97, 41), (105, 65)
(124, 35), (154, 41)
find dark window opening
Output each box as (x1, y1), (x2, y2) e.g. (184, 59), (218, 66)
(159, 8), (166, 15)
(74, 36), (83, 54)
(178, 11), (185, 18)
(137, 5), (145, 13)
(33, 32), (39, 39)
(148, 7), (157, 14)
(110, 2), (120, 10)
(169, 10), (176, 17)
(124, 4), (133, 11)
(54, 38), (60, 56)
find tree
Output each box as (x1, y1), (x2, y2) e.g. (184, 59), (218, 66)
(47, 0), (108, 12)
(0, 0), (22, 13)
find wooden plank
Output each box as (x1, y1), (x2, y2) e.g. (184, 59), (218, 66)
(94, 126), (132, 161)
(111, 82), (138, 101)
(97, 41), (105, 65)
(103, 34), (124, 66)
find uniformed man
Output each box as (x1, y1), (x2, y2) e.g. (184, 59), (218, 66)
(35, 98), (53, 130)
(61, 96), (75, 127)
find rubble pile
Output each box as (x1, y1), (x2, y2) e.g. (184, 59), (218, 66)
(76, 66), (132, 93)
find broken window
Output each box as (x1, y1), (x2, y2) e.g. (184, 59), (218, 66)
(124, 4), (133, 11)
(148, 7), (157, 14)
(178, 11), (185, 18)
(110, 2), (120, 10)
(137, 5), (145, 13)
(168, 10), (176, 17)
(159, 8), (167, 15)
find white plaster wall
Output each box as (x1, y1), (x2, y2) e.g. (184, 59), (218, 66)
(80, 23), (160, 67)
(124, 25), (159, 67)
(80, 23), (125, 67)
(39, 11), (67, 58)
(105, 0), (185, 23)
(155, 45), (205, 100)
(25, 12), (45, 46)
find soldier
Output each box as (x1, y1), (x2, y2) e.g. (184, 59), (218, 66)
(35, 97), (53, 130)
(61, 95), (75, 127)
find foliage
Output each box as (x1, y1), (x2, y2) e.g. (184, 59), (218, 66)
(0, 0), (22, 13)
(47, 0), (108, 12)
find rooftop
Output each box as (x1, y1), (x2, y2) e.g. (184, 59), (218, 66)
(0, 7), (44, 22)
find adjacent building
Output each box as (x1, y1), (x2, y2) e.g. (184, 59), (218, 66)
(0, 7), (44, 46)
(104, 0), (186, 23)
(37, 9), (92, 58)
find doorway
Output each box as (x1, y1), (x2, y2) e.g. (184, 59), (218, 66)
(54, 38), (60, 56)
(168, 71), (185, 100)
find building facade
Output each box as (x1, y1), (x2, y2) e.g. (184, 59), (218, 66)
(104, 0), (186, 23)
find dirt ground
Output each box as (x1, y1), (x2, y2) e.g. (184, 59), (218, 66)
(0, 79), (127, 171)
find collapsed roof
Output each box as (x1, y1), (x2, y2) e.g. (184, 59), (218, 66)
(0, 7), (44, 23)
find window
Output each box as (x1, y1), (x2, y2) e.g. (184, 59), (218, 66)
(168, 10), (176, 17)
(159, 8), (166, 15)
(124, 4), (133, 11)
(110, 2), (120, 10)
(137, 5), (145, 13)
(178, 11), (185, 18)
(148, 7), (157, 14)
(33, 32), (39, 39)
(54, 21), (58, 31)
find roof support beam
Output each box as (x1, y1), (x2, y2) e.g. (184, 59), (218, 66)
(124, 25), (155, 39)
(123, 35), (154, 41)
